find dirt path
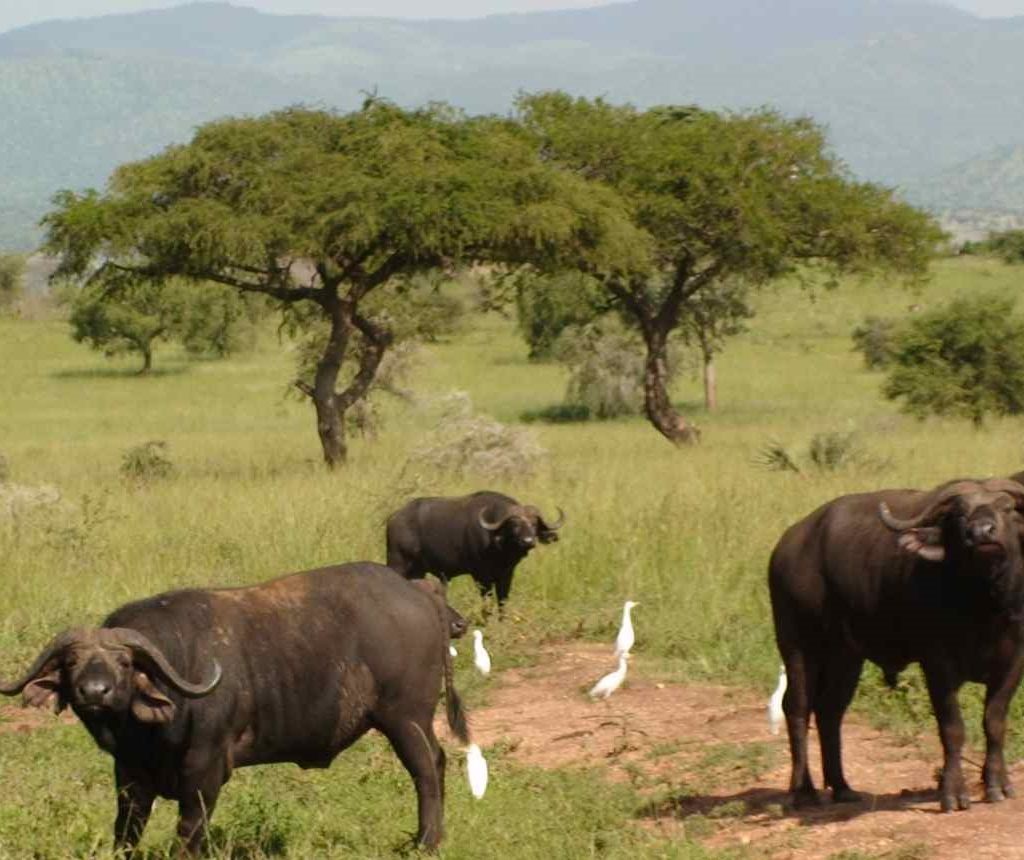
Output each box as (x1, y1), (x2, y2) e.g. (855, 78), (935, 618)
(456, 643), (1024, 860)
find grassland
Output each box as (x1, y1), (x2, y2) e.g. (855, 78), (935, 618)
(1, 256), (1023, 857)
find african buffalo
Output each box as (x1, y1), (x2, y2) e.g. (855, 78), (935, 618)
(386, 491), (565, 608)
(769, 478), (1024, 812)
(0, 562), (470, 855)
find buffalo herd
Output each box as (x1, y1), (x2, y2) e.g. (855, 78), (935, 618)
(5, 475), (1024, 853)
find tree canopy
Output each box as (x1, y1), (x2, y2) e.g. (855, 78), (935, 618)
(43, 100), (645, 466)
(515, 92), (944, 442)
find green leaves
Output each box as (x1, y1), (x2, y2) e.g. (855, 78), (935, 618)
(883, 293), (1024, 427)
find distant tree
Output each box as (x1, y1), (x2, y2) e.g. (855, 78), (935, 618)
(0, 253), (25, 311)
(973, 229), (1024, 264)
(61, 275), (262, 373)
(44, 101), (641, 467)
(882, 293), (1024, 427)
(511, 270), (609, 360)
(516, 93), (944, 444)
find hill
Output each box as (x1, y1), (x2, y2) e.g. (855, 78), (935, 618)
(3, 0), (1024, 249)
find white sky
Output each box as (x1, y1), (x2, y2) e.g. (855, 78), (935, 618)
(2, 0), (1023, 35)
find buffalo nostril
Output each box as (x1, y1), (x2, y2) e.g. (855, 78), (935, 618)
(79, 679), (111, 701)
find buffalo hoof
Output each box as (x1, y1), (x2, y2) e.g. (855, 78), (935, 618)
(984, 785), (1007, 803)
(940, 793), (971, 812)
(1004, 783), (1017, 799)
(791, 789), (822, 809)
(832, 787), (863, 804)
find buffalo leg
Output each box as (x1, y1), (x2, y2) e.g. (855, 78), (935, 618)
(982, 660), (1024, 803)
(175, 754), (226, 856)
(494, 570), (513, 613)
(783, 651), (820, 806)
(815, 654), (863, 803)
(113, 764), (155, 855)
(923, 666), (970, 812)
(379, 714), (446, 849)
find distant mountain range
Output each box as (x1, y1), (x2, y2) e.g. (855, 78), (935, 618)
(3, 0), (1024, 250)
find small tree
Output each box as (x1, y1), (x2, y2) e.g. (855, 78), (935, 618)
(0, 253), (25, 311)
(61, 275), (260, 372)
(883, 293), (1024, 427)
(974, 229), (1024, 264)
(851, 315), (899, 370)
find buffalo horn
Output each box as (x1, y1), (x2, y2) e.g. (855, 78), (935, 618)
(0, 629), (79, 696)
(111, 628), (222, 698)
(478, 508), (511, 531)
(541, 506), (566, 530)
(980, 478), (1024, 508)
(877, 481), (980, 531)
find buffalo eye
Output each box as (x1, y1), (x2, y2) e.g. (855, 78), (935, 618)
(116, 654), (131, 668)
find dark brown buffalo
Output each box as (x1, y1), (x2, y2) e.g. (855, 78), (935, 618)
(386, 490), (565, 608)
(769, 478), (1024, 812)
(0, 562), (469, 855)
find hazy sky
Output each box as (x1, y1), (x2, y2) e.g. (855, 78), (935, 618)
(3, 0), (1024, 35)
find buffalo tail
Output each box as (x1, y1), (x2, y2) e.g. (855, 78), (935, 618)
(444, 629), (470, 745)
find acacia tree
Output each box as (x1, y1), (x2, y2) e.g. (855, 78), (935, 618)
(44, 101), (643, 467)
(517, 93), (943, 444)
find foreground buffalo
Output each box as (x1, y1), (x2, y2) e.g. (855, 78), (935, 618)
(0, 562), (469, 855)
(386, 491), (565, 608)
(769, 478), (1024, 812)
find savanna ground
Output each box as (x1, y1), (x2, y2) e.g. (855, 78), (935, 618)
(2, 257), (1024, 858)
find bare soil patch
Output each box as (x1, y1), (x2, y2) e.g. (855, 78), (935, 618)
(457, 643), (1024, 860)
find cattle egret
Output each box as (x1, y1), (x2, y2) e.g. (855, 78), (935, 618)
(589, 654), (629, 700)
(767, 664), (787, 736)
(449, 645), (458, 657)
(614, 600), (639, 657)
(466, 743), (489, 799)
(473, 629), (491, 675)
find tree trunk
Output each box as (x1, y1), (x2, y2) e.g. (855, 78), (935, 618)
(641, 327), (700, 445)
(138, 343), (153, 375)
(312, 299), (350, 469)
(702, 349), (717, 412)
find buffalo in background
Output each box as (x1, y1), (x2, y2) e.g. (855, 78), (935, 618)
(386, 491), (564, 608)
(769, 478), (1024, 812)
(0, 562), (469, 855)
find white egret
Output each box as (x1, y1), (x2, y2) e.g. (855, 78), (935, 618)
(473, 629), (491, 675)
(614, 600), (639, 657)
(589, 654), (629, 700)
(466, 743), (489, 799)
(449, 645), (458, 657)
(767, 664), (787, 736)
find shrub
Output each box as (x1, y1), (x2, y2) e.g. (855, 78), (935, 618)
(851, 315), (899, 370)
(410, 392), (546, 480)
(808, 431), (861, 471)
(883, 292), (1024, 427)
(513, 270), (607, 360)
(555, 322), (685, 420)
(973, 229), (1024, 264)
(120, 441), (175, 483)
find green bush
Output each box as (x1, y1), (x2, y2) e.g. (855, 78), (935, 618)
(883, 292), (1024, 426)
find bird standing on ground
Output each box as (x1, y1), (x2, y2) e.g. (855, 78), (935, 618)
(466, 743), (489, 799)
(473, 629), (491, 675)
(449, 645), (458, 657)
(589, 653), (629, 700)
(767, 664), (787, 735)
(614, 600), (639, 658)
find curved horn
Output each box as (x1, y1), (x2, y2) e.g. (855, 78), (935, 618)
(878, 481), (980, 532)
(981, 478), (1024, 507)
(478, 507), (512, 532)
(111, 629), (222, 698)
(541, 506), (566, 530)
(0, 629), (79, 696)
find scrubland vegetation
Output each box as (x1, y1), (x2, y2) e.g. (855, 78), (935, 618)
(2, 254), (1024, 857)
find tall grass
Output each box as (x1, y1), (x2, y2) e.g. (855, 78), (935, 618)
(1, 256), (1024, 855)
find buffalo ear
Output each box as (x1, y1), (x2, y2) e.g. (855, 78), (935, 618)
(22, 670), (64, 714)
(897, 528), (945, 562)
(131, 670), (176, 724)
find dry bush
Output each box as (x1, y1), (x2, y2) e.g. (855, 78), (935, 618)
(409, 391), (546, 480)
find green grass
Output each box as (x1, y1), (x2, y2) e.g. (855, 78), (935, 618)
(2, 256), (1024, 856)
